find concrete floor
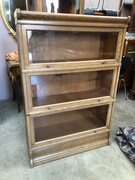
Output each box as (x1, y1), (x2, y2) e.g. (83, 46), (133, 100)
(0, 91), (135, 180)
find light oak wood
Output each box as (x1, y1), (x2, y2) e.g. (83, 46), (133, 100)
(16, 23), (124, 70)
(15, 10), (128, 167)
(32, 105), (108, 142)
(29, 97), (114, 117)
(32, 130), (109, 166)
(15, 10), (130, 26)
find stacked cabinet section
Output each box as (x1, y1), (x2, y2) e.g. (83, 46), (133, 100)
(29, 70), (113, 107)
(27, 30), (118, 62)
(15, 10), (129, 167)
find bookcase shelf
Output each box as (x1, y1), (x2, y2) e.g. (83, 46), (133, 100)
(15, 10), (129, 167)
(34, 105), (108, 142)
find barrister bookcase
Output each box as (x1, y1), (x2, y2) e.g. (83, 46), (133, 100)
(15, 9), (129, 167)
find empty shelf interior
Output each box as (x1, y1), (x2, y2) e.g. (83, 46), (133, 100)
(33, 105), (108, 142)
(27, 30), (118, 63)
(31, 70), (113, 107)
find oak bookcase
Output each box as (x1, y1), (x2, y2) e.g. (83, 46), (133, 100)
(15, 10), (129, 167)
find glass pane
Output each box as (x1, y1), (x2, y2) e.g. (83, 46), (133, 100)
(33, 105), (108, 142)
(30, 70), (113, 107)
(27, 30), (118, 63)
(128, 43), (135, 55)
(3, 0), (26, 31)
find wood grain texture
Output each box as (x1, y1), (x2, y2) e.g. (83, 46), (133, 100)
(31, 130), (109, 166)
(33, 105), (108, 142)
(15, 9), (130, 27)
(16, 11), (128, 167)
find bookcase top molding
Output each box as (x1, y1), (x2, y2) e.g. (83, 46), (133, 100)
(15, 9), (130, 28)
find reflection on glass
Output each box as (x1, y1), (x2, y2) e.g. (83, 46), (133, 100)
(33, 105), (108, 142)
(3, 0), (26, 31)
(30, 70), (113, 107)
(27, 30), (118, 63)
(3, 0), (11, 21)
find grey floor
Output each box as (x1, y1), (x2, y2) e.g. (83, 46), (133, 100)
(0, 91), (135, 180)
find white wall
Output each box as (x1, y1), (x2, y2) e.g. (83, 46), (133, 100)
(0, 15), (17, 100)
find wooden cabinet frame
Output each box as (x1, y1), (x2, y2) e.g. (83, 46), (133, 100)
(15, 10), (129, 167)
(23, 68), (116, 114)
(19, 25), (126, 70)
(28, 102), (113, 147)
